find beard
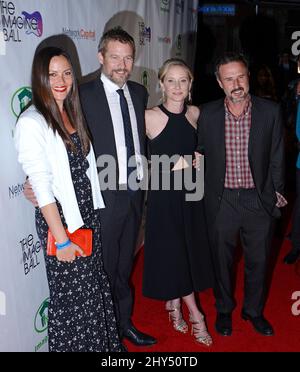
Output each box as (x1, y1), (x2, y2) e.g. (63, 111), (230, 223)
(107, 69), (130, 87)
(228, 87), (248, 103)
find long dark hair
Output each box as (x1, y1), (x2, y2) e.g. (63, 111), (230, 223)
(31, 46), (90, 154)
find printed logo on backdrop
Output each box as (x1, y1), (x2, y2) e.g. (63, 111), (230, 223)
(175, 34), (182, 56)
(0, 29), (6, 55)
(34, 298), (49, 333)
(160, 0), (170, 13)
(189, 5), (199, 15)
(0, 291), (6, 316)
(9, 182), (24, 199)
(158, 36), (171, 45)
(176, 0), (185, 15)
(20, 234), (41, 276)
(62, 27), (96, 41)
(141, 70), (150, 89)
(11, 86), (32, 118)
(0, 1), (43, 42)
(291, 31), (300, 57)
(34, 297), (49, 352)
(139, 22), (151, 45)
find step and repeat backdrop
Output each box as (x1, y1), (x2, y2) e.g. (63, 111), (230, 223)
(0, 0), (198, 352)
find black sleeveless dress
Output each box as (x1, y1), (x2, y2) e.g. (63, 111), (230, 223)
(35, 133), (122, 352)
(143, 105), (214, 300)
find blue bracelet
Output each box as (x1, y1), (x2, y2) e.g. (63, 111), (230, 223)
(55, 239), (71, 250)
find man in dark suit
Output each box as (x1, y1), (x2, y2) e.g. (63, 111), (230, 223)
(79, 28), (156, 347)
(198, 53), (286, 337)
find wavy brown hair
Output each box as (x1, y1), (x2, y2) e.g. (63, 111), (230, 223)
(31, 46), (90, 154)
(98, 27), (135, 59)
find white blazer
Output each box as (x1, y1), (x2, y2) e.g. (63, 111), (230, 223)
(15, 105), (105, 233)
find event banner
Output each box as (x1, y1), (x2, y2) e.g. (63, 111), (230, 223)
(0, 0), (198, 351)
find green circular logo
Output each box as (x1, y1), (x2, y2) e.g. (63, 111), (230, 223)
(34, 298), (49, 333)
(11, 87), (32, 117)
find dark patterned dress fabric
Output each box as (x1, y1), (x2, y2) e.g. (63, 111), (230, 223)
(35, 133), (122, 352)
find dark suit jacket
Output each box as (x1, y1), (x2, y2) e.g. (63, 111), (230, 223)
(197, 96), (285, 227)
(79, 77), (148, 229)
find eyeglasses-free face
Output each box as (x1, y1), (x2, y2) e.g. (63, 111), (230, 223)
(49, 55), (73, 110)
(217, 61), (250, 103)
(160, 65), (192, 102)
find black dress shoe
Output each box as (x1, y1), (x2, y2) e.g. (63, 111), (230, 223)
(215, 313), (232, 336)
(241, 311), (274, 336)
(123, 325), (157, 346)
(283, 249), (300, 264)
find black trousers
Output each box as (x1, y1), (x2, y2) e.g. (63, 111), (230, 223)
(212, 188), (274, 317)
(100, 189), (143, 334)
(291, 169), (300, 252)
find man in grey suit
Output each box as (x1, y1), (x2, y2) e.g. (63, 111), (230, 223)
(198, 53), (286, 337)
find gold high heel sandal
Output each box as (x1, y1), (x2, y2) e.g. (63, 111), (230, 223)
(189, 314), (213, 346)
(166, 303), (188, 334)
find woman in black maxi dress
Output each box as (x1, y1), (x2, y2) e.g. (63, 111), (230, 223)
(143, 59), (214, 347)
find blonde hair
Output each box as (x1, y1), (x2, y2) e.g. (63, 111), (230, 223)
(158, 58), (193, 83)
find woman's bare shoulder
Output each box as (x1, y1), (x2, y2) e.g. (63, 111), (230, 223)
(187, 105), (200, 121)
(146, 106), (161, 117)
(145, 106), (167, 138)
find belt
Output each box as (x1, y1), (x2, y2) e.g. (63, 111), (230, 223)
(224, 187), (256, 193)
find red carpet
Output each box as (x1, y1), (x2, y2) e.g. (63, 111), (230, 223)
(125, 232), (300, 352)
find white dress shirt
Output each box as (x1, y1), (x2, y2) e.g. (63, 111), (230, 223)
(101, 74), (143, 184)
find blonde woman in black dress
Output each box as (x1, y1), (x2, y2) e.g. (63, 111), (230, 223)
(143, 59), (213, 347)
